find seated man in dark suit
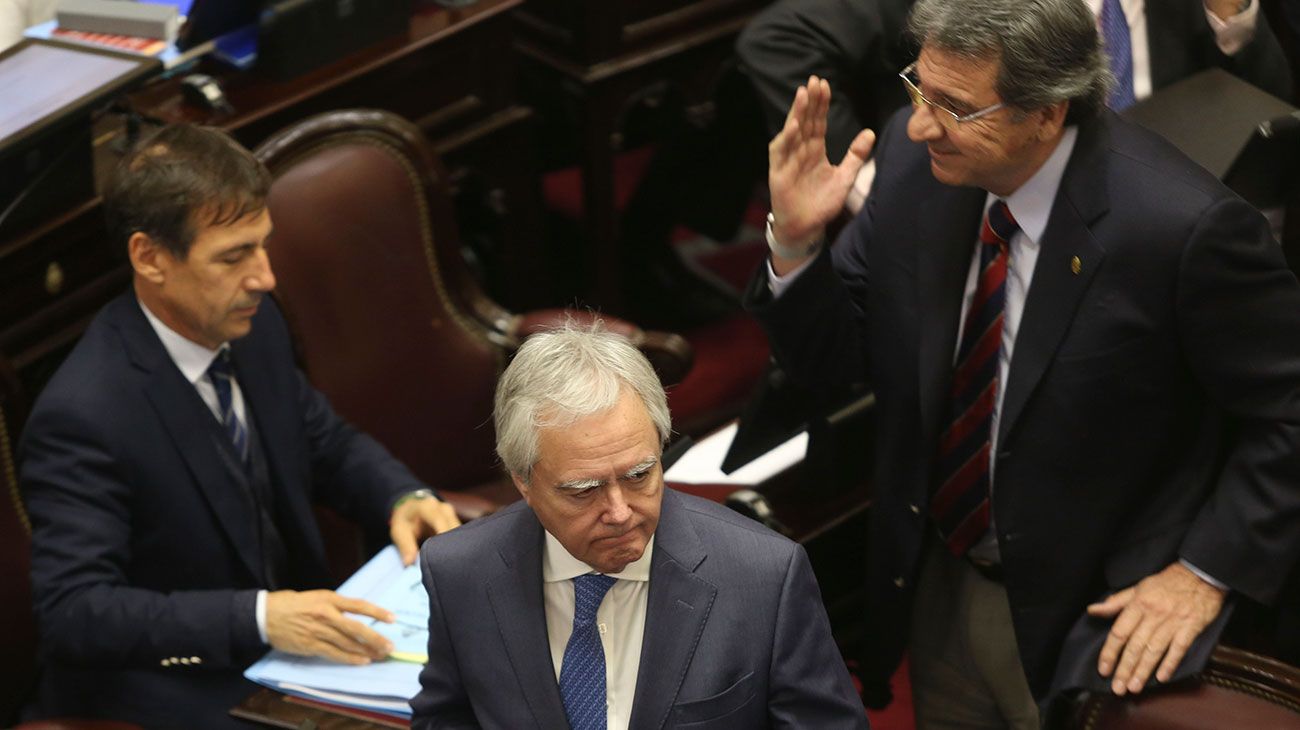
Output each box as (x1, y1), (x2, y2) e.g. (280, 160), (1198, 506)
(20, 124), (461, 729)
(411, 323), (868, 729)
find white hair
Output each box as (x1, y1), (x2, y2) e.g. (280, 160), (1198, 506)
(493, 321), (672, 480)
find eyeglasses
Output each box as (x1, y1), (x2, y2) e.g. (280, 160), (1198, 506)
(899, 61), (1005, 129)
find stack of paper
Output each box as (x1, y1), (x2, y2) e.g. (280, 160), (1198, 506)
(244, 546), (428, 718)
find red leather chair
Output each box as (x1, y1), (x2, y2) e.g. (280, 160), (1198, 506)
(0, 362), (140, 730)
(253, 110), (694, 539)
(1069, 645), (1300, 729)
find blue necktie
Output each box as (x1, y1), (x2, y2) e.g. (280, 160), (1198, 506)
(559, 573), (617, 730)
(1101, 0), (1137, 110)
(207, 349), (248, 464)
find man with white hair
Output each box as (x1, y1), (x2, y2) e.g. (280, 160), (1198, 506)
(410, 323), (867, 729)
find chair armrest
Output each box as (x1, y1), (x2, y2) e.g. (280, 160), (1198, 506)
(511, 309), (694, 386)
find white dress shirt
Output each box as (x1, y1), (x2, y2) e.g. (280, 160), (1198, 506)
(138, 299), (270, 641)
(1082, 0), (1261, 102)
(543, 531), (653, 730)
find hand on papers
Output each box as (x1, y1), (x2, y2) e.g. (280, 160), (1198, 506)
(266, 590), (397, 665)
(391, 497), (461, 565)
(768, 75), (875, 269)
(1087, 561), (1228, 695)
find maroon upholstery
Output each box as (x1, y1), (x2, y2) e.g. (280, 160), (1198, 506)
(1072, 646), (1300, 730)
(254, 110), (694, 532)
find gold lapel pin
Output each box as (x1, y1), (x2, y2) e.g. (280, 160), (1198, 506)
(1070, 256), (1082, 275)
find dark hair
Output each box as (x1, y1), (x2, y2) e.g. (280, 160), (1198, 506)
(104, 124), (271, 259)
(908, 0), (1111, 125)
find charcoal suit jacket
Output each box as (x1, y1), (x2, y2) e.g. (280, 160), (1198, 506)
(410, 488), (867, 729)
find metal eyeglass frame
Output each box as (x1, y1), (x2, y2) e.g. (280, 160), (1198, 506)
(899, 61), (1006, 128)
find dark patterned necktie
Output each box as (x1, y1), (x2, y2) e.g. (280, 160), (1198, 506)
(207, 349), (248, 464)
(931, 201), (1018, 556)
(559, 573), (617, 730)
(1101, 0), (1136, 109)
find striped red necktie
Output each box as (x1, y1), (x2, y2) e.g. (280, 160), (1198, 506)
(930, 200), (1019, 556)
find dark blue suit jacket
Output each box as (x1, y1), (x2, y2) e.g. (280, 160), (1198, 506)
(21, 292), (425, 728)
(410, 489), (868, 729)
(748, 108), (1300, 700)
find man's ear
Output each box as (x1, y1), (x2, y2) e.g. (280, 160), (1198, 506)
(128, 232), (169, 285)
(511, 473), (531, 503)
(1037, 100), (1069, 141)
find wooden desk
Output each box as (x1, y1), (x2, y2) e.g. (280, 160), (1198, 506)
(512, 0), (769, 309)
(0, 0), (547, 405)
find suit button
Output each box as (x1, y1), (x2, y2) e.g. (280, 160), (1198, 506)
(893, 576), (906, 588)
(909, 504), (921, 515)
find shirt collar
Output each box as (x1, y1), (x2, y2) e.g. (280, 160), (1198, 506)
(995, 125), (1079, 245)
(542, 530), (654, 583)
(138, 298), (227, 385)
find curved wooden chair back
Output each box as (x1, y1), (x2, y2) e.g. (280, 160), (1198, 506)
(1073, 646), (1300, 730)
(255, 110), (692, 510)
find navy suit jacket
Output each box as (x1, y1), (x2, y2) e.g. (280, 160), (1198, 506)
(748, 108), (1300, 700)
(410, 489), (867, 729)
(21, 292), (424, 728)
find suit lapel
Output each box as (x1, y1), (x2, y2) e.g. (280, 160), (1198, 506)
(629, 491), (717, 730)
(116, 296), (264, 582)
(998, 117), (1111, 445)
(917, 186), (988, 449)
(485, 507), (569, 729)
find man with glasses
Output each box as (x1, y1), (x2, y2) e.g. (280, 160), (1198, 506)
(745, 0), (1300, 726)
(737, 0), (1291, 215)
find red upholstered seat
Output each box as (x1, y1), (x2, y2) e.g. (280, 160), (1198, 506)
(254, 110), (696, 575)
(1069, 645), (1300, 730)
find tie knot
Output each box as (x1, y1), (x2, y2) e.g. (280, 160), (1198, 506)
(573, 573), (616, 624)
(981, 200), (1019, 247)
(207, 348), (234, 381)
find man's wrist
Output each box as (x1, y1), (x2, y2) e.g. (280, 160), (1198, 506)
(392, 488), (437, 513)
(766, 212), (824, 260)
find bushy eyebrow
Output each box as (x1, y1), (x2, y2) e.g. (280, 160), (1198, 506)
(624, 456), (658, 478)
(554, 456), (659, 492)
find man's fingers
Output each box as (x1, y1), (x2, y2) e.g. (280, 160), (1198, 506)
(799, 75), (818, 138)
(1124, 623), (1176, 694)
(1155, 629), (1197, 683)
(334, 594), (395, 623)
(782, 82), (806, 129)
(1088, 587), (1133, 617)
(843, 129), (876, 166)
(391, 522), (419, 565)
(420, 500), (462, 534)
(322, 614), (394, 660)
(1111, 614), (1158, 693)
(1097, 600), (1141, 677)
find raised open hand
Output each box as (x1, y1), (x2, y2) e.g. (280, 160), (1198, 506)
(768, 75), (875, 265)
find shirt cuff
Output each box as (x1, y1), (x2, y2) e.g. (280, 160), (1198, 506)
(1180, 558), (1230, 592)
(766, 255), (818, 298)
(256, 589), (269, 644)
(1205, 0), (1258, 56)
